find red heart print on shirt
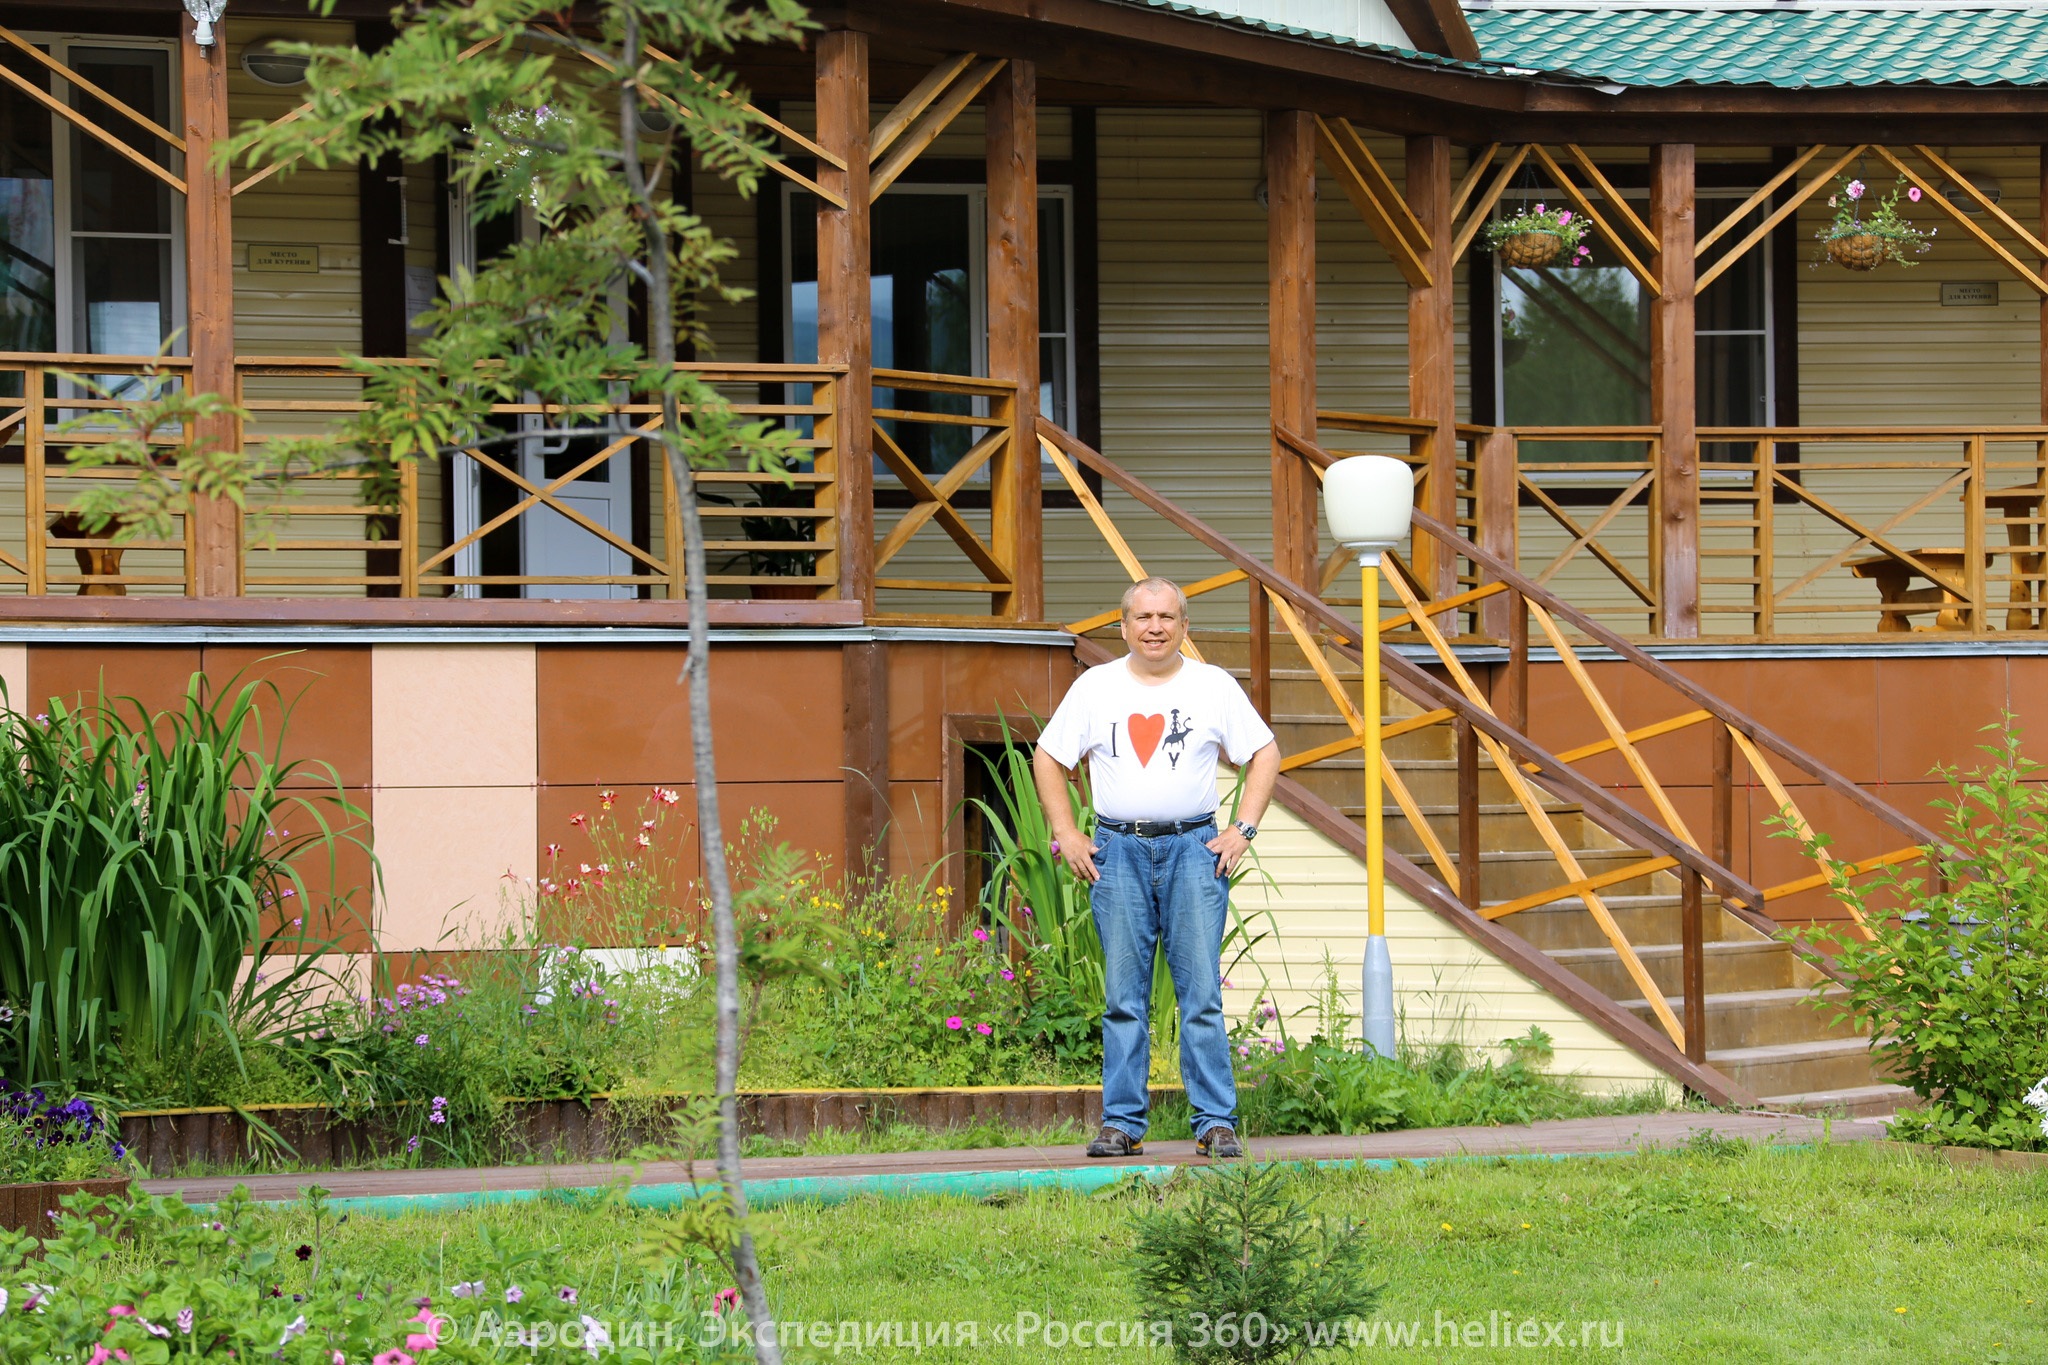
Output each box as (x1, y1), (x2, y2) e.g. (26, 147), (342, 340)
(1128, 713), (1165, 766)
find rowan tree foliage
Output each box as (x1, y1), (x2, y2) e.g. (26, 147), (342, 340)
(178, 1), (807, 1357)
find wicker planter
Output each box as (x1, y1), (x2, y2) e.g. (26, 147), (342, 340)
(1826, 233), (1886, 271)
(0, 1175), (131, 1239)
(1498, 230), (1563, 269)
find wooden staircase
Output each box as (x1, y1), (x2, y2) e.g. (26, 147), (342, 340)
(1188, 629), (1909, 1117)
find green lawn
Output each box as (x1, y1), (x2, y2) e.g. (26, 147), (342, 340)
(205, 1139), (2046, 1362)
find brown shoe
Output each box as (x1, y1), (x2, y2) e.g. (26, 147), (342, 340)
(1086, 1125), (1143, 1158)
(1197, 1125), (1243, 1159)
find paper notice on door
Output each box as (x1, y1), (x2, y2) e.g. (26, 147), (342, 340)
(405, 266), (438, 337)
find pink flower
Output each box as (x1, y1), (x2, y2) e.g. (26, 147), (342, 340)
(971, 928), (989, 942)
(714, 1288), (740, 1314)
(568, 812), (586, 828)
(1000, 969), (1014, 981)
(946, 1016), (964, 1030)
(654, 787), (680, 806)
(545, 843), (562, 859)
(1907, 186), (1922, 202)
(373, 1353), (416, 1365)
(1847, 179), (1865, 200)
(405, 1335), (437, 1352)
(1534, 202), (1545, 213)
(107, 1306), (137, 1319)
(85, 1349), (128, 1365)
(975, 1022), (993, 1035)
(636, 832), (650, 848)
(1557, 210), (1572, 224)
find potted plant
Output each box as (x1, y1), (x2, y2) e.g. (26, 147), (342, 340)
(0, 1083), (133, 1238)
(738, 478), (822, 601)
(1816, 176), (1934, 271)
(1484, 202), (1593, 269)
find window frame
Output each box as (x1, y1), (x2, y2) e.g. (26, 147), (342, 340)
(0, 31), (186, 361)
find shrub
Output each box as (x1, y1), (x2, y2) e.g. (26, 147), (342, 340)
(1128, 1161), (1382, 1364)
(0, 1084), (129, 1184)
(1231, 1023), (1663, 1137)
(0, 675), (370, 1092)
(1790, 725), (2048, 1151)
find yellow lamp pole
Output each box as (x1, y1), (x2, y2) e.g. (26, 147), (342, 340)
(1358, 554), (1395, 1057)
(1322, 454), (1411, 1061)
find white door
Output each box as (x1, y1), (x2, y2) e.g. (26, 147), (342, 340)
(515, 420), (635, 599)
(447, 187), (636, 599)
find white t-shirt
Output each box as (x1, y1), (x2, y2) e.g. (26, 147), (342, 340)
(1038, 656), (1275, 823)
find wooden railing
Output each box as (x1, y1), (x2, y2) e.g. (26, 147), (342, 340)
(0, 355), (847, 599)
(1042, 416), (1939, 1084)
(1308, 411), (2048, 640)
(869, 368), (1024, 615)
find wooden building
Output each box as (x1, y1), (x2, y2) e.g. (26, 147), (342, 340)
(5, 0), (2047, 1107)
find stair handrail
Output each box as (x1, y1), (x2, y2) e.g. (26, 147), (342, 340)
(1039, 417), (1764, 912)
(1276, 421), (1947, 858)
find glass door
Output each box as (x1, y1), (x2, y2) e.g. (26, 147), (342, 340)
(446, 186), (636, 598)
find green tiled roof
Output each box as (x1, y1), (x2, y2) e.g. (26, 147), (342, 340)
(1466, 5), (2048, 89)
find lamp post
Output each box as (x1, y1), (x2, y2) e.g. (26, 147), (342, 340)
(1323, 455), (1416, 1059)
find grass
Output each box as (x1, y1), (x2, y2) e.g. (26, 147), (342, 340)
(192, 1139), (2047, 1362)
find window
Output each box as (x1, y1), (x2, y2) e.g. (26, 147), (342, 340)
(1491, 186), (1774, 469)
(0, 37), (180, 380)
(783, 183), (1077, 479)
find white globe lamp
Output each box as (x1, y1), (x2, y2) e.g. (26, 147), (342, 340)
(1322, 455), (1415, 1060)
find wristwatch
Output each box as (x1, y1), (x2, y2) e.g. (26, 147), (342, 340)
(1233, 819), (1259, 842)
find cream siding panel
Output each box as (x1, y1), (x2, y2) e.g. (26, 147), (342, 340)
(1220, 772), (1671, 1096)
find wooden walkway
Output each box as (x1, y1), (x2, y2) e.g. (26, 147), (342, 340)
(145, 1109), (1888, 1208)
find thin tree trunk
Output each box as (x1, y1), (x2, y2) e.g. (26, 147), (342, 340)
(619, 24), (782, 1361)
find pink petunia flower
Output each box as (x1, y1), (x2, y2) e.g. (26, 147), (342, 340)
(1847, 179), (1865, 200)
(946, 1016), (964, 1030)
(1907, 186), (1922, 202)
(976, 1022), (993, 1035)
(372, 1353), (415, 1365)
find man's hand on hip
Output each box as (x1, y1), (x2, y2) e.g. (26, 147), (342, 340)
(1206, 826), (1251, 877)
(1055, 829), (1101, 883)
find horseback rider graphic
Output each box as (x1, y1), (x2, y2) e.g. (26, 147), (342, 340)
(1163, 708), (1193, 769)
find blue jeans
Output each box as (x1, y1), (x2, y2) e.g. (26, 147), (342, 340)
(1090, 823), (1238, 1141)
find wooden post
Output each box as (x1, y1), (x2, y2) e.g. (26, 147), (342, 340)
(1477, 428), (1517, 639)
(986, 60), (1041, 621)
(1680, 866), (1706, 1063)
(1456, 717), (1481, 908)
(842, 641), (889, 878)
(1407, 135), (1458, 601)
(1651, 144), (1698, 639)
(1248, 580), (1272, 723)
(182, 23), (237, 596)
(1504, 590), (1528, 733)
(1711, 721), (1734, 872)
(1266, 110), (1319, 589)
(816, 30), (873, 613)
(2040, 146), (2047, 423)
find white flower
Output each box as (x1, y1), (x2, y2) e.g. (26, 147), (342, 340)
(579, 1314), (612, 1356)
(0, 1287), (8, 1315)
(280, 1314), (309, 1345)
(2024, 1077), (2048, 1135)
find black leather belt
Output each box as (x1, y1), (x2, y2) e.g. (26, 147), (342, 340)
(1096, 814), (1216, 838)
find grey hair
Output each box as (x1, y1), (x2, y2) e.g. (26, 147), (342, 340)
(1120, 576), (1188, 619)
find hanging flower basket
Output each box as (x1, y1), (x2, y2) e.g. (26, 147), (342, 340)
(1483, 203), (1592, 269)
(1826, 234), (1886, 272)
(1813, 175), (1934, 271)
(1498, 230), (1563, 269)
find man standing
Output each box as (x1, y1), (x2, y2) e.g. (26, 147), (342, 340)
(1034, 577), (1282, 1159)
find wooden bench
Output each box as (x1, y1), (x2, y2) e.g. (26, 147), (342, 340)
(1846, 549), (1973, 632)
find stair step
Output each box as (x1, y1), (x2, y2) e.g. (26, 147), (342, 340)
(1545, 938), (1804, 997)
(1614, 985), (1859, 1049)
(1707, 1036), (1891, 1098)
(1752, 1083), (1916, 1119)
(1504, 894), (1760, 953)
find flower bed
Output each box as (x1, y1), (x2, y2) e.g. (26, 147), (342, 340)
(117, 1086), (1189, 1176)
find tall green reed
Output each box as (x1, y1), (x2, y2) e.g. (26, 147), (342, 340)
(0, 672), (371, 1089)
